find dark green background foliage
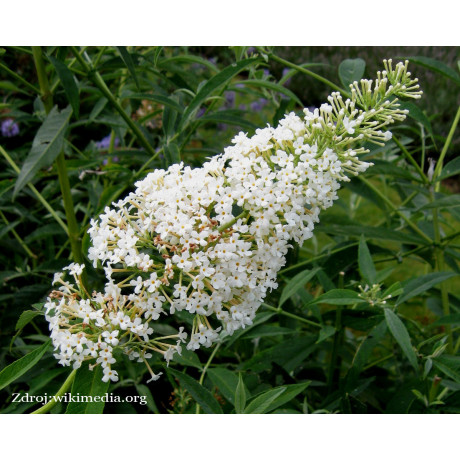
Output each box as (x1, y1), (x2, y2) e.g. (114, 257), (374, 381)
(0, 46), (459, 414)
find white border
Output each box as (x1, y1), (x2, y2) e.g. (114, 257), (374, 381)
(0, 1), (458, 45)
(1, 414), (459, 458)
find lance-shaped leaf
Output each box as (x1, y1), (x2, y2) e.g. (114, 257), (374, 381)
(66, 365), (110, 414)
(358, 235), (377, 285)
(0, 340), (51, 391)
(13, 106), (72, 197)
(437, 157), (460, 182)
(279, 267), (320, 307)
(168, 368), (223, 414)
(404, 56), (460, 85)
(396, 271), (457, 305)
(178, 57), (260, 131)
(384, 308), (418, 372)
(116, 46), (140, 90)
(49, 57), (80, 117)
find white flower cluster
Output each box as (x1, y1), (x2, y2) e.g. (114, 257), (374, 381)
(45, 60), (421, 382)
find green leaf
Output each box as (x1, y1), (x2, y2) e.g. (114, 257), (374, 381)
(345, 177), (388, 209)
(435, 355), (460, 369)
(15, 310), (43, 331)
(431, 314), (460, 327)
(358, 235), (377, 285)
(116, 46), (140, 90)
(223, 311), (275, 348)
(279, 267), (320, 307)
(168, 368), (222, 414)
(162, 102), (179, 139)
(198, 110), (258, 131)
(367, 159), (419, 181)
(339, 58), (366, 88)
(171, 348), (203, 370)
(433, 359), (460, 384)
(13, 105), (72, 197)
(437, 157), (460, 181)
(384, 308), (418, 371)
(135, 384), (159, 413)
(396, 271), (457, 305)
(66, 365), (110, 414)
(235, 373), (247, 413)
(164, 142), (181, 166)
(383, 282), (403, 299)
(88, 97), (108, 121)
(418, 195), (460, 211)
(0, 340), (50, 391)
(235, 79), (302, 106)
(0, 221), (20, 240)
(404, 56), (460, 85)
(308, 289), (366, 306)
(25, 223), (63, 243)
(242, 325), (294, 340)
(207, 368), (249, 406)
(159, 55), (219, 73)
(316, 325), (336, 344)
(264, 382), (310, 413)
(29, 368), (67, 394)
(49, 56), (80, 117)
(397, 101), (434, 141)
(125, 93), (183, 113)
(244, 387), (286, 414)
(345, 320), (387, 391)
(179, 57), (260, 131)
(320, 224), (427, 245)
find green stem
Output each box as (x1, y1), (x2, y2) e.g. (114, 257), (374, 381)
(420, 124), (426, 172)
(392, 136), (428, 184)
(433, 105), (460, 186)
(0, 145), (68, 234)
(373, 190), (419, 232)
(31, 369), (77, 414)
(327, 272), (345, 394)
(432, 203), (453, 353)
(262, 50), (350, 99)
(55, 153), (84, 265)
(359, 176), (433, 244)
(262, 303), (322, 329)
(70, 47), (159, 160)
(217, 210), (249, 233)
(363, 353), (394, 371)
(327, 305), (343, 394)
(0, 210), (37, 259)
(32, 47), (53, 113)
(32, 46), (84, 266)
(196, 342), (221, 414)
(0, 61), (41, 95)
(279, 242), (358, 275)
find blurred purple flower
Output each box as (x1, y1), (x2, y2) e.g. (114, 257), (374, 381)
(1, 119), (20, 138)
(225, 91), (235, 108)
(247, 47), (255, 55)
(239, 104), (247, 111)
(263, 69), (270, 78)
(197, 107), (206, 118)
(96, 134), (120, 151)
(102, 156), (119, 165)
(250, 98), (268, 112)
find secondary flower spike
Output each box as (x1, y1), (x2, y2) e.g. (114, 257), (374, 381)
(45, 60), (422, 382)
